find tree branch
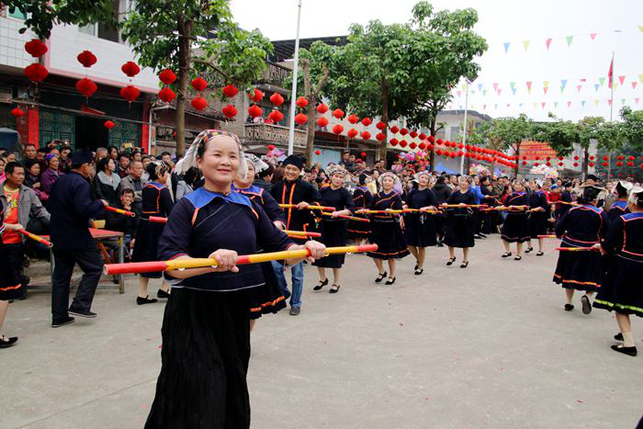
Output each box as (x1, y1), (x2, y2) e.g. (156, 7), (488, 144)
(193, 58), (229, 79)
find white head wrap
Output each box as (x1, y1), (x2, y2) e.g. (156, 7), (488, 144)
(326, 164), (348, 178)
(378, 171), (401, 188)
(244, 153), (268, 174)
(628, 186), (643, 206)
(414, 170), (431, 182)
(175, 129), (248, 179)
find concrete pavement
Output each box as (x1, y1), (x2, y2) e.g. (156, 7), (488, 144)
(1, 235), (642, 428)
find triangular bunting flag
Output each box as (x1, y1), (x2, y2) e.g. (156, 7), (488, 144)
(543, 81), (549, 87)
(471, 90), (476, 94)
(510, 82), (516, 90)
(541, 102), (546, 108)
(503, 42), (510, 53)
(554, 102), (559, 108)
(580, 78), (587, 82)
(545, 38), (552, 49)
(506, 103), (511, 107)
(457, 91), (462, 97)
(493, 83), (499, 91)
(577, 85), (583, 93)
(533, 103), (538, 108)
(560, 79), (567, 90)
(519, 103), (523, 108)
(567, 101), (572, 107)
(639, 74), (643, 83)
(608, 99), (612, 106)
(639, 25), (643, 32)
(478, 83), (483, 91)
(498, 89), (502, 96)
(599, 77), (606, 86)
(512, 88), (517, 96)
(483, 90), (487, 96)
(594, 100), (600, 106)
(566, 36), (574, 46)
(494, 104), (498, 109)
(581, 100), (586, 106)
(590, 33), (597, 40)
(621, 98), (626, 105)
(526, 81), (532, 93)
(483, 104), (487, 110)
(618, 76), (626, 85)
(523, 40), (530, 51)
(594, 84), (600, 92)
(633, 82), (638, 90)
(636, 98), (640, 104)
(544, 87), (549, 95)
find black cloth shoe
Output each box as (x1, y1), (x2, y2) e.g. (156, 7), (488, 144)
(375, 272), (387, 283)
(0, 336), (19, 348)
(385, 277), (396, 285)
(137, 296), (158, 305)
(501, 252), (512, 258)
(52, 317), (75, 328)
(157, 289), (171, 299)
(536, 251), (544, 256)
(414, 268), (424, 275)
(525, 247), (533, 254)
(611, 344), (637, 357)
(313, 279), (329, 291)
(581, 295), (592, 315)
(514, 255), (522, 261)
(614, 333), (624, 341)
(68, 308), (97, 318)
(446, 257), (456, 266)
(329, 284), (340, 294)
(289, 306), (301, 316)
(564, 304), (574, 311)
(460, 261), (469, 268)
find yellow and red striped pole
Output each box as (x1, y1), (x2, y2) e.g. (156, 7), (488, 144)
(104, 244), (378, 275)
(148, 216), (168, 224)
(555, 247), (598, 252)
(321, 212), (370, 222)
(284, 230), (321, 238)
(279, 203), (334, 211)
(17, 229), (53, 248)
(105, 206), (136, 217)
(538, 235), (557, 239)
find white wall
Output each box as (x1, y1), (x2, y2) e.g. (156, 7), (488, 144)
(0, 16), (36, 70)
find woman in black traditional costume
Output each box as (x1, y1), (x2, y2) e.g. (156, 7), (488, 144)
(499, 179), (530, 261)
(347, 173), (372, 244)
(442, 176), (476, 268)
(313, 165), (355, 293)
(553, 185), (609, 314)
(0, 203), (24, 348)
(131, 161), (173, 305)
(403, 170), (438, 275)
(593, 187), (643, 357)
(233, 154), (288, 326)
(145, 130), (325, 428)
(364, 171), (409, 285)
(525, 181), (550, 256)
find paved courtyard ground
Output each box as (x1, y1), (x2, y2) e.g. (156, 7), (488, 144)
(2, 235), (642, 429)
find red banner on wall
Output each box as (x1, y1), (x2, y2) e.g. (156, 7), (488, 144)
(520, 140), (557, 160)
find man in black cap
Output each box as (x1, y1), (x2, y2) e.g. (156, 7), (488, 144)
(270, 155), (321, 315)
(48, 150), (107, 328)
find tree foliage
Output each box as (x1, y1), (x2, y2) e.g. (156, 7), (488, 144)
(620, 106), (643, 150)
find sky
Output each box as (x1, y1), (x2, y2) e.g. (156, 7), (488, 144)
(230, 0), (643, 122)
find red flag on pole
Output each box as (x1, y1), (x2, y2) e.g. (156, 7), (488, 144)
(608, 56), (614, 89)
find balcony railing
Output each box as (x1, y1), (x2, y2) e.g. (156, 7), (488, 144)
(244, 123), (307, 149)
(257, 62), (292, 88)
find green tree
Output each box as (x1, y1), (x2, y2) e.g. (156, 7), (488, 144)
(120, 0), (273, 155)
(620, 107), (643, 150)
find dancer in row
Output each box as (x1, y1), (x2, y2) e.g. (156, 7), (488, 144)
(145, 130), (326, 428)
(313, 165), (355, 293)
(347, 173), (372, 244)
(553, 185), (609, 313)
(499, 179), (530, 260)
(525, 181), (549, 256)
(403, 170), (438, 275)
(442, 176), (475, 268)
(365, 172), (408, 285)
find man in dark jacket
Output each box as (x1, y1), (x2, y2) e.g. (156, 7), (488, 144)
(48, 150), (107, 328)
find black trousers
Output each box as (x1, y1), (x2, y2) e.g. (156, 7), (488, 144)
(51, 247), (102, 323)
(4, 243), (27, 283)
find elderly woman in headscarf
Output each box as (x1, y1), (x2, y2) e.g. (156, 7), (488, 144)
(403, 170), (438, 275)
(40, 152), (64, 197)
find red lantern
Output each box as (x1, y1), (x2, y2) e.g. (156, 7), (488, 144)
(400, 128), (408, 136)
(589, 155), (595, 161)
(616, 161), (623, 167)
(628, 156), (635, 161)
(104, 120), (115, 130)
(390, 138), (399, 146)
(270, 93), (284, 106)
(268, 110), (284, 123)
(347, 114), (359, 124)
(295, 96), (308, 108)
(559, 162), (564, 166)
(76, 78), (97, 98)
(617, 155), (625, 161)
(602, 162), (608, 167)
(24, 63), (48, 82)
(316, 117), (329, 127)
(332, 109), (345, 120)
(419, 133), (427, 140)
(418, 142), (426, 150)
(522, 161), (527, 166)
(158, 69), (177, 85)
(332, 124), (344, 135)
(191, 97), (208, 111)
(428, 135), (435, 143)
(376, 121), (386, 130)
(361, 117), (372, 126)
(390, 125), (399, 134)
(573, 162), (579, 167)
(409, 142), (417, 149)
(248, 89), (264, 102)
(437, 138), (444, 145)
(121, 61), (140, 77)
(222, 84), (238, 98)
(640, 164), (643, 169)
(603, 156), (609, 161)
(248, 105), (263, 118)
(77, 50), (97, 68)
(535, 156), (540, 161)
(559, 156), (564, 161)
(589, 162), (595, 167)
(628, 161), (634, 167)
(436, 149), (443, 156)
(410, 131), (418, 138)
(222, 105), (238, 119)
(10, 107), (24, 118)
(347, 128), (359, 139)
(573, 155), (579, 161)
(120, 85), (140, 103)
(25, 39), (48, 57)
(361, 131), (371, 140)
(375, 132), (386, 141)
(400, 140), (408, 148)
(316, 103), (329, 114)
(427, 144), (434, 151)
(315, 150), (321, 155)
(191, 77), (208, 92)
(158, 87), (176, 103)
(361, 151), (367, 157)
(295, 113), (308, 125)
(457, 150), (464, 157)
(267, 144), (275, 151)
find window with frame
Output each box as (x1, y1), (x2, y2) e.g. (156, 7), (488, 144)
(77, 0), (120, 43)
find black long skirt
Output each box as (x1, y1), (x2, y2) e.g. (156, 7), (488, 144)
(443, 214), (475, 248)
(404, 213), (437, 247)
(367, 219), (409, 260)
(553, 244), (602, 292)
(249, 262), (287, 320)
(313, 219), (348, 268)
(145, 288), (252, 429)
(132, 219), (165, 279)
(594, 256), (643, 317)
(0, 243), (22, 300)
(347, 217), (371, 240)
(528, 213), (547, 239)
(501, 213), (530, 243)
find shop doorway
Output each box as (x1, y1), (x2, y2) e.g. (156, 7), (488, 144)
(75, 116), (109, 151)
